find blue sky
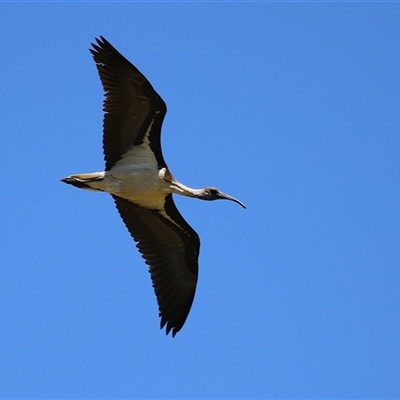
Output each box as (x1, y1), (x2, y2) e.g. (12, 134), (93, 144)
(1, 3), (399, 398)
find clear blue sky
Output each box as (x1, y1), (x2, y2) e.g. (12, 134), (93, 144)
(1, 3), (399, 398)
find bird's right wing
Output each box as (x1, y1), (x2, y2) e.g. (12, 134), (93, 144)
(90, 37), (167, 170)
(112, 194), (200, 337)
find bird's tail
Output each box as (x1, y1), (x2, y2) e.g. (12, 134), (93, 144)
(61, 172), (105, 191)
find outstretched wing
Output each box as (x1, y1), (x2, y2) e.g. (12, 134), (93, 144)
(90, 36), (167, 170)
(112, 194), (200, 337)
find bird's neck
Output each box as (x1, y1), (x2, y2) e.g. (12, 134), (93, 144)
(159, 167), (202, 199)
(170, 181), (203, 198)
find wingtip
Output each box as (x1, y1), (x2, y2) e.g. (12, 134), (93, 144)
(90, 36), (108, 56)
(160, 315), (181, 338)
(96, 35), (107, 46)
(165, 326), (178, 338)
(91, 35), (112, 50)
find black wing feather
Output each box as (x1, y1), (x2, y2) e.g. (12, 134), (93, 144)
(112, 194), (200, 337)
(90, 36), (167, 170)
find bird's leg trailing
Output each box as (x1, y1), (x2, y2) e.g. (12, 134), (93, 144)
(61, 172), (105, 191)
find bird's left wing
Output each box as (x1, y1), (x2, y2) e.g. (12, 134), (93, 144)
(112, 194), (200, 337)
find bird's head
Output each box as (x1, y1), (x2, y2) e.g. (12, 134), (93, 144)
(199, 187), (246, 209)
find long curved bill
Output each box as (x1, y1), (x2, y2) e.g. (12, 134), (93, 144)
(220, 192), (246, 209)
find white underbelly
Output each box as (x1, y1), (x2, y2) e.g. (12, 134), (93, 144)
(83, 143), (172, 210)
(103, 166), (170, 209)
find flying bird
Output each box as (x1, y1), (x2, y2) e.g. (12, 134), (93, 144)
(62, 36), (245, 337)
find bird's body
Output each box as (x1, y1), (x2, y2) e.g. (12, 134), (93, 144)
(62, 37), (245, 337)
